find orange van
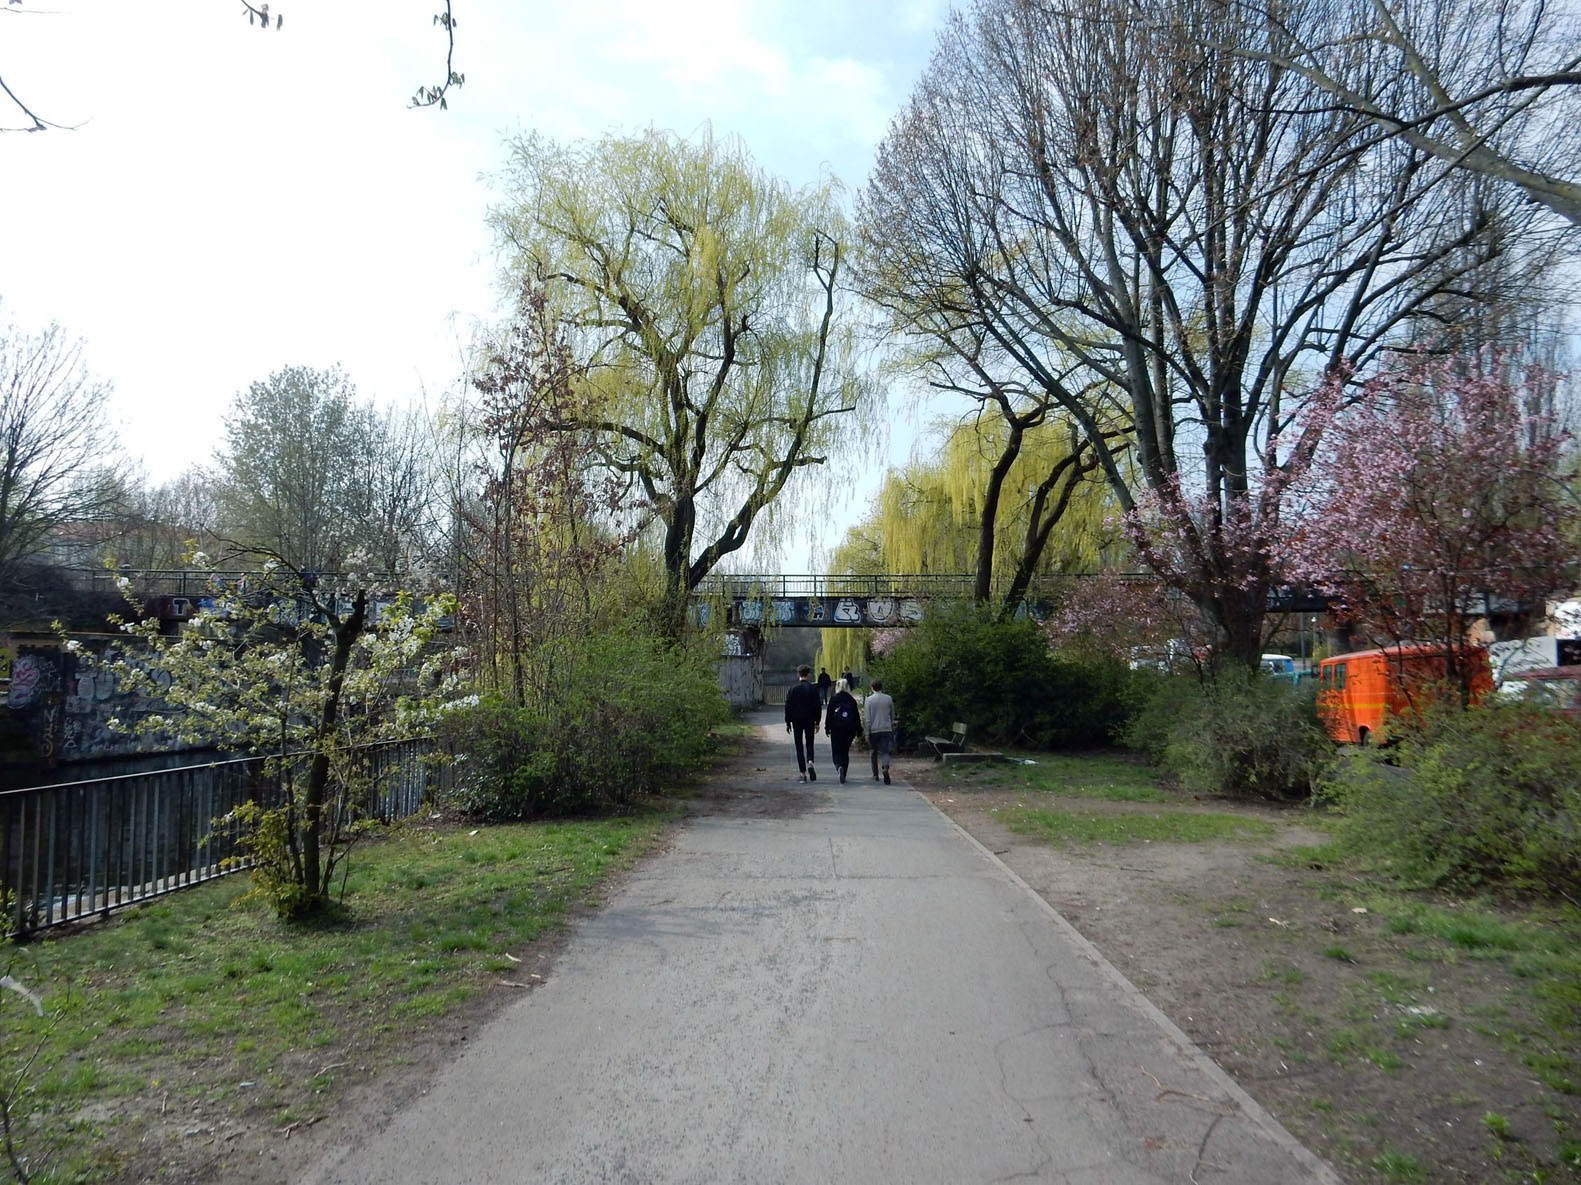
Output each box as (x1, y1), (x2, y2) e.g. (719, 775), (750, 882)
(1316, 644), (1492, 744)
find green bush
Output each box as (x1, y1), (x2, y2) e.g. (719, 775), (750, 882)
(873, 604), (1141, 749)
(1321, 702), (1581, 899)
(1117, 672), (1199, 764)
(439, 634), (729, 820)
(1123, 670), (1331, 800)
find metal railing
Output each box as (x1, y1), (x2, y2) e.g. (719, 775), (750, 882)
(0, 738), (447, 937)
(61, 568), (356, 597)
(690, 572), (1165, 601)
(694, 573), (986, 600)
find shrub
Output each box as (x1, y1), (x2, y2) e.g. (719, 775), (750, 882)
(1117, 672), (1199, 764)
(873, 603), (1142, 749)
(439, 634), (729, 820)
(1124, 670), (1331, 800)
(1321, 701), (1581, 899)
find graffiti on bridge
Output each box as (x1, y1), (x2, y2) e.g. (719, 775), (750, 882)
(726, 595), (927, 629)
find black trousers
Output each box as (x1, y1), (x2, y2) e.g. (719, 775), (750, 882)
(828, 729), (857, 773)
(791, 723), (817, 771)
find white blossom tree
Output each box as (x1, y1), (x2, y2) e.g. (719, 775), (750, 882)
(99, 557), (466, 918)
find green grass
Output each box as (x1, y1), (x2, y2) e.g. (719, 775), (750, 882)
(1277, 836), (1581, 1124)
(1003, 805), (1277, 847)
(1260, 960), (1306, 985)
(1326, 1027), (1404, 1071)
(940, 751), (1167, 802)
(1482, 1111), (1512, 1140)
(1371, 1148), (1430, 1182)
(0, 811), (671, 1183)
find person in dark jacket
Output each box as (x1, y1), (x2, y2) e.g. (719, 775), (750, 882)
(816, 667), (832, 705)
(783, 664), (823, 782)
(823, 678), (863, 783)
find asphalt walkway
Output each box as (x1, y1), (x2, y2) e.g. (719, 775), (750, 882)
(303, 712), (1339, 1185)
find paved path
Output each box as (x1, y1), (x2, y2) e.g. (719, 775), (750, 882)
(304, 714), (1339, 1185)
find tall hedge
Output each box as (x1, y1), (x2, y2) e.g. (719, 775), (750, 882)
(438, 632), (729, 820)
(873, 604), (1139, 750)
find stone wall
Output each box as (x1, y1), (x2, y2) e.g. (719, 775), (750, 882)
(1, 637), (196, 788)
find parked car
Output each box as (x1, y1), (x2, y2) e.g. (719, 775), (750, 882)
(1490, 636), (1581, 693)
(1316, 644), (1492, 744)
(1497, 665), (1581, 716)
(1126, 639), (1196, 673)
(1259, 653), (1298, 684)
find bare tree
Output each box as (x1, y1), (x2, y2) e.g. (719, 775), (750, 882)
(212, 366), (436, 575)
(102, 467), (223, 573)
(858, 287), (1119, 614)
(861, 0), (1570, 664)
(340, 404), (437, 574)
(1220, 0), (1581, 226)
(0, 315), (123, 594)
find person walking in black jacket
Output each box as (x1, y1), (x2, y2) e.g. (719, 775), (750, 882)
(784, 664), (823, 783)
(823, 678), (863, 783)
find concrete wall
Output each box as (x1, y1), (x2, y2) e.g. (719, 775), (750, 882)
(2, 638), (196, 788)
(717, 653), (765, 709)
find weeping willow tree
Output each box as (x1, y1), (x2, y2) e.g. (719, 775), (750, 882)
(820, 413), (1113, 674)
(489, 127), (873, 638)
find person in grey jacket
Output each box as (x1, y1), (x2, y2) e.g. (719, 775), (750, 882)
(864, 679), (896, 784)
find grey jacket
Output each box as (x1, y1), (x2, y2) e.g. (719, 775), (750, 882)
(863, 691), (895, 734)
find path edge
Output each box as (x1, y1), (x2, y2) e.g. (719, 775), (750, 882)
(919, 791), (1346, 1185)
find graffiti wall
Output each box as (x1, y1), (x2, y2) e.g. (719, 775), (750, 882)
(729, 595), (926, 629)
(1, 637), (191, 785)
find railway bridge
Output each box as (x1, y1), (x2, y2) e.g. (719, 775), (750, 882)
(694, 573), (1331, 631)
(63, 568), (1330, 633)
(693, 573), (1010, 631)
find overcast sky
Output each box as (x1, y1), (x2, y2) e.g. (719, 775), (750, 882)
(4, 0), (947, 566)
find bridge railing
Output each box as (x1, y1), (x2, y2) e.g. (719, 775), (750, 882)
(694, 574), (984, 600)
(60, 567), (316, 596)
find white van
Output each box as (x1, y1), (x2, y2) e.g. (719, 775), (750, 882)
(1490, 637), (1581, 692)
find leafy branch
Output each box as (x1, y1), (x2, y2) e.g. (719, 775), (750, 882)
(238, 2), (282, 31)
(410, 2), (464, 110)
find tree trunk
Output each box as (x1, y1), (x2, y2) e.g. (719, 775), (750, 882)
(299, 589), (368, 912)
(973, 419), (1024, 605)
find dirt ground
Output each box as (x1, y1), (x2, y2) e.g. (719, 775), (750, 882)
(901, 753), (1580, 1185)
(111, 744), (1577, 1184)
